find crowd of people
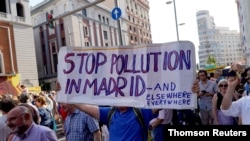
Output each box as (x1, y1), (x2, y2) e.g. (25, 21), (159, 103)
(0, 63), (249, 141)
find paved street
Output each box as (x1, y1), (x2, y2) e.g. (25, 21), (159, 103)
(56, 122), (66, 141)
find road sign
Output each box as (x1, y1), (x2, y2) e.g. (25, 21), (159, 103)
(111, 7), (122, 20)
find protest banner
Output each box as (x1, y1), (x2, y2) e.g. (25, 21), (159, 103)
(57, 41), (197, 109)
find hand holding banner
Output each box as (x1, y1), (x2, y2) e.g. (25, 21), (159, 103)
(57, 41), (197, 109)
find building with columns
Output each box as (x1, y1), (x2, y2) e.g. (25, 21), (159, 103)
(31, 0), (152, 90)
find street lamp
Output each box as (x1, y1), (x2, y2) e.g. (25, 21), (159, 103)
(166, 0), (180, 41)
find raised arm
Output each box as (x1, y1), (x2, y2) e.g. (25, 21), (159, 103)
(56, 81), (100, 120)
(74, 104), (100, 120)
(221, 76), (239, 110)
(212, 94), (219, 124)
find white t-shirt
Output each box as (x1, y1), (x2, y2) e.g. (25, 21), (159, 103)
(221, 96), (250, 124)
(149, 109), (173, 125)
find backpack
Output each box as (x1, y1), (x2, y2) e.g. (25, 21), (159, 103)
(107, 107), (146, 140)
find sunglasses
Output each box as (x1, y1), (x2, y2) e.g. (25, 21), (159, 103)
(219, 84), (228, 88)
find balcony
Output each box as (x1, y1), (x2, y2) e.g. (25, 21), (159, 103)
(0, 12), (7, 18)
(15, 16), (25, 22)
(0, 12), (30, 25)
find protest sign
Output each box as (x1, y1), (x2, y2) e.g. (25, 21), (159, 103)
(57, 41), (197, 109)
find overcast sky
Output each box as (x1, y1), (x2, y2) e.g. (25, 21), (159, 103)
(149, 0), (239, 43)
(30, 0), (240, 61)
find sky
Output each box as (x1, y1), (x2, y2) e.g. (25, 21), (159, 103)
(30, 0), (240, 61)
(149, 0), (239, 48)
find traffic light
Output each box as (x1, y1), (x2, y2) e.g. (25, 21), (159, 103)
(47, 13), (54, 29)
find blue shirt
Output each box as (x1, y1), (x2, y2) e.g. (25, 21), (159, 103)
(99, 107), (153, 141)
(38, 108), (51, 126)
(64, 109), (100, 141)
(198, 80), (217, 110)
(12, 123), (57, 141)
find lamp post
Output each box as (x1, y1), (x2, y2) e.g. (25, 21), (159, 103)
(166, 0), (181, 41)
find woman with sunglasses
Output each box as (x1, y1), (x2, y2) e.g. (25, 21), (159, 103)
(212, 79), (238, 125)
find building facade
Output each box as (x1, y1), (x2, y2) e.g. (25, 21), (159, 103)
(196, 10), (243, 69)
(236, 0), (250, 66)
(31, 0), (152, 90)
(0, 0), (39, 95)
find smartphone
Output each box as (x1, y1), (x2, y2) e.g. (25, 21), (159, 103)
(201, 90), (207, 94)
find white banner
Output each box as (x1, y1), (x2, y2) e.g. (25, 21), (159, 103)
(57, 41), (197, 109)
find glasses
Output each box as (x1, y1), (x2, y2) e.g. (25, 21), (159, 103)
(199, 74), (205, 77)
(5, 113), (25, 123)
(219, 84), (228, 88)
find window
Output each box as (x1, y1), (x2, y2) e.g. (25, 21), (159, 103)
(84, 26), (89, 36)
(103, 16), (105, 23)
(82, 9), (87, 16)
(40, 26), (44, 39)
(98, 15), (101, 21)
(50, 42), (58, 74)
(0, 0), (6, 13)
(61, 38), (66, 46)
(103, 31), (108, 40)
(42, 44), (47, 66)
(85, 42), (90, 46)
(0, 52), (4, 74)
(106, 18), (109, 25)
(16, 3), (24, 17)
(60, 23), (64, 31)
(42, 44), (47, 74)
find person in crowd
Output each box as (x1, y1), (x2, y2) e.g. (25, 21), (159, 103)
(149, 109), (173, 141)
(61, 103), (101, 141)
(73, 104), (155, 141)
(56, 74), (198, 141)
(243, 77), (250, 96)
(221, 63), (250, 125)
(58, 103), (67, 135)
(19, 93), (37, 111)
(48, 91), (59, 118)
(34, 96), (53, 129)
(39, 91), (54, 113)
(19, 103), (40, 125)
(0, 97), (17, 141)
(214, 69), (224, 84)
(240, 67), (250, 85)
(19, 84), (29, 94)
(176, 109), (202, 125)
(197, 70), (218, 125)
(212, 79), (238, 125)
(6, 105), (57, 141)
(209, 72), (215, 81)
(19, 93), (40, 124)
